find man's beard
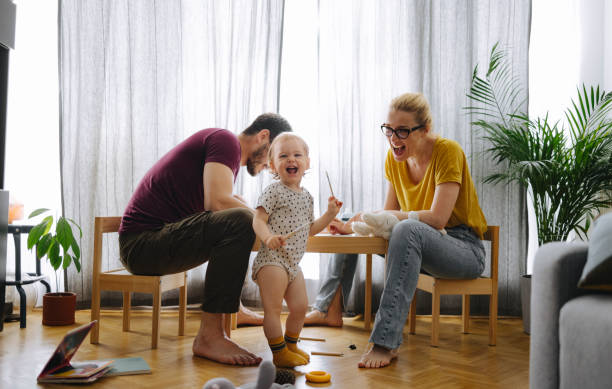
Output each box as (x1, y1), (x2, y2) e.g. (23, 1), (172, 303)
(246, 144), (268, 176)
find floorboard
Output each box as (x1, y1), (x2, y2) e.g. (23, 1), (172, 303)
(0, 309), (529, 388)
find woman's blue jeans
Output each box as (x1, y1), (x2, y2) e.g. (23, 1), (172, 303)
(313, 219), (485, 350)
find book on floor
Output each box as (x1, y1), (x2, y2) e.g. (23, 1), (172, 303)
(36, 321), (113, 384)
(104, 357), (152, 376)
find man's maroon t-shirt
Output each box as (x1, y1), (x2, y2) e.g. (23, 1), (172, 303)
(119, 128), (241, 234)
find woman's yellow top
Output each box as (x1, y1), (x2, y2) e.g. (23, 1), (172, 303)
(384, 137), (487, 239)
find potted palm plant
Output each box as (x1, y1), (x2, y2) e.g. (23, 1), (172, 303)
(26, 208), (82, 325)
(465, 43), (612, 333)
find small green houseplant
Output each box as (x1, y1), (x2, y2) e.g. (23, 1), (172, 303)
(465, 44), (612, 333)
(27, 208), (83, 325)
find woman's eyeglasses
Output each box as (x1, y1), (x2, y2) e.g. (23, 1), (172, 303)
(380, 124), (424, 139)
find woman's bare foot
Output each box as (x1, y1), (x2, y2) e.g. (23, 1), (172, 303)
(304, 287), (343, 327)
(358, 344), (397, 368)
(303, 309), (343, 327)
(236, 303), (264, 326)
(192, 312), (261, 366)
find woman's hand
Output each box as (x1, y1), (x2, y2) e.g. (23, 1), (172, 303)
(328, 213), (362, 235)
(265, 234), (286, 249)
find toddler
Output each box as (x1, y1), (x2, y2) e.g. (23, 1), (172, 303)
(252, 133), (342, 367)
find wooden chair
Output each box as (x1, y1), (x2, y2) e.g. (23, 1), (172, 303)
(408, 225), (500, 347)
(90, 216), (187, 349)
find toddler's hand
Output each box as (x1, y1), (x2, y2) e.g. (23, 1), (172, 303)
(326, 196), (342, 217)
(265, 234), (286, 249)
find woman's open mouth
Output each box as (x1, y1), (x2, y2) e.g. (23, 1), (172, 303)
(392, 145), (406, 157)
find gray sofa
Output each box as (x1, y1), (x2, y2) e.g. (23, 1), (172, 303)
(530, 242), (612, 389)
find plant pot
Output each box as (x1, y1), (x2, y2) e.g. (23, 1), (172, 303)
(520, 274), (531, 334)
(42, 292), (76, 326)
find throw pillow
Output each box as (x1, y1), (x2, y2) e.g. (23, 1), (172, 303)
(578, 212), (612, 290)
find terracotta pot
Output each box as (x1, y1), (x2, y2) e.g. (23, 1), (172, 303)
(42, 292), (76, 326)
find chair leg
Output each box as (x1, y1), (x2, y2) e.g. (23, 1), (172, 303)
(462, 294), (470, 334)
(364, 253), (373, 330)
(122, 292), (131, 332)
(223, 313), (232, 338)
(178, 280), (186, 336)
(489, 290), (498, 346)
(90, 288), (101, 344)
(431, 288), (440, 347)
(231, 312), (238, 330)
(152, 288), (161, 349)
(409, 292), (417, 334)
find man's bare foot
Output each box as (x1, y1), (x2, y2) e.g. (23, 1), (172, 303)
(236, 303), (264, 326)
(358, 344), (397, 368)
(193, 334), (262, 366)
(193, 312), (261, 366)
(303, 309), (343, 327)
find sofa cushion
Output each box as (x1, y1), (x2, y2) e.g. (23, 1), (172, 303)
(578, 213), (612, 290)
(559, 295), (612, 389)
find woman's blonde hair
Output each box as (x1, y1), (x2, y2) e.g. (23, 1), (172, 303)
(390, 93), (433, 128)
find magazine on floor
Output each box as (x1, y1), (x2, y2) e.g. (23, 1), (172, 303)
(36, 321), (113, 383)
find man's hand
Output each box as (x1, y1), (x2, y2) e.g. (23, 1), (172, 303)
(265, 234), (286, 249)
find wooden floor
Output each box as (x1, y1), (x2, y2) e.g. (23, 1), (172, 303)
(0, 309), (529, 388)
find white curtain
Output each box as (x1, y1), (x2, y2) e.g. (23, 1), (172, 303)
(527, 0), (612, 273)
(60, 0), (530, 315)
(59, 0), (285, 306)
(314, 0), (531, 316)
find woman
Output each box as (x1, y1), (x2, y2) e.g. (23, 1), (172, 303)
(304, 92), (487, 368)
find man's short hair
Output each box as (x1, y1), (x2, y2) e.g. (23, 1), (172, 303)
(242, 113), (293, 141)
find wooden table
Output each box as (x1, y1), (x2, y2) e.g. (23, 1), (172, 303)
(252, 234), (388, 330)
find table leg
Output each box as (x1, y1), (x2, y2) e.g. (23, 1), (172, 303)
(365, 254), (372, 330)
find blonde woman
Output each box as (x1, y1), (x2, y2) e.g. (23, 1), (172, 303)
(305, 93), (487, 368)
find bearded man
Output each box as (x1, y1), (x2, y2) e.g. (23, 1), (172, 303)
(119, 113), (292, 365)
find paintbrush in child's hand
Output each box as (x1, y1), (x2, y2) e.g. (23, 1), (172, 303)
(325, 171), (335, 198)
(284, 222), (312, 239)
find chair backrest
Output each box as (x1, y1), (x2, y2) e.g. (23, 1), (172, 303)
(482, 226), (500, 282)
(92, 217), (122, 278)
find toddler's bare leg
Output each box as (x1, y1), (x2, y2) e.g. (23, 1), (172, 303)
(284, 271), (310, 361)
(257, 266), (307, 367)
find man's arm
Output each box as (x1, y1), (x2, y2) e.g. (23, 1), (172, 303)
(203, 162), (253, 212)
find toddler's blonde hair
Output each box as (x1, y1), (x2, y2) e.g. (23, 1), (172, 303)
(268, 132), (309, 161)
(390, 92), (433, 128)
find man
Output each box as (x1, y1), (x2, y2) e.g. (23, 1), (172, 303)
(118, 113), (292, 365)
